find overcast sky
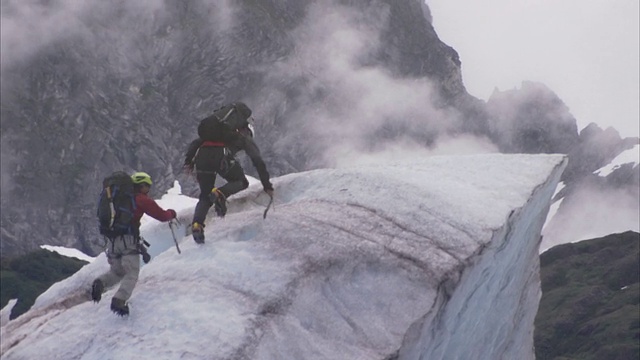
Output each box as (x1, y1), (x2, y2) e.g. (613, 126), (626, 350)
(427, 0), (639, 139)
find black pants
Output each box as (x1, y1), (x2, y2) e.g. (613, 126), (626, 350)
(192, 147), (249, 225)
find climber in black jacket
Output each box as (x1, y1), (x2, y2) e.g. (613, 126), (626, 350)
(183, 102), (274, 244)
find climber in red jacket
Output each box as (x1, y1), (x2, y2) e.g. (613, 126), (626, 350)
(91, 172), (176, 316)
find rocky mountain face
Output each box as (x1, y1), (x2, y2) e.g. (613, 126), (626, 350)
(486, 81), (638, 183)
(0, 0), (637, 258)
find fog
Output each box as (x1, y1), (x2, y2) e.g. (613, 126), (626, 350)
(0, 0), (559, 168)
(250, 1), (478, 168)
(542, 182), (640, 251)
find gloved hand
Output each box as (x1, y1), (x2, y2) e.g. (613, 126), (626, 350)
(138, 244), (151, 264)
(168, 209), (177, 219)
(141, 251), (151, 264)
(264, 188), (274, 199)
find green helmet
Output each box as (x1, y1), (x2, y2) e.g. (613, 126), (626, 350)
(131, 171), (152, 186)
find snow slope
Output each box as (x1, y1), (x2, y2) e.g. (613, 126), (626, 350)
(0, 154), (566, 360)
(594, 144), (639, 177)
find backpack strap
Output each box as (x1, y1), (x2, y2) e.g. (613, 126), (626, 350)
(104, 234), (140, 255)
(105, 186), (116, 229)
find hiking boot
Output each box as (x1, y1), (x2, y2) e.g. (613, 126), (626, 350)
(91, 279), (104, 303)
(209, 188), (227, 217)
(110, 297), (129, 316)
(192, 222), (205, 244)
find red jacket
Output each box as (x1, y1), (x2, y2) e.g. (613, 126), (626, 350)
(132, 193), (175, 229)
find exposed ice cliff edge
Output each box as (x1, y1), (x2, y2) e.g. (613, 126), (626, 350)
(1, 154), (567, 360)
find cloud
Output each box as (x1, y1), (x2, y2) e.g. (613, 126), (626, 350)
(0, 0), (179, 76)
(1, 0), (478, 172)
(333, 134), (499, 168)
(257, 1), (463, 168)
(1, 0), (89, 71)
(541, 180), (640, 251)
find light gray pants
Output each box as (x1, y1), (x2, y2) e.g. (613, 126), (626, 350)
(97, 235), (140, 302)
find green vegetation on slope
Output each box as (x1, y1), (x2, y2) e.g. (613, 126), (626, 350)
(1, 249), (88, 319)
(535, 231), (640, 360)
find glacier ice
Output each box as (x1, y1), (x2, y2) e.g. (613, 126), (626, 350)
(0, 154), (566, 360)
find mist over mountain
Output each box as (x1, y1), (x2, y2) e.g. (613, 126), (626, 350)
(1, 0), (637, 257)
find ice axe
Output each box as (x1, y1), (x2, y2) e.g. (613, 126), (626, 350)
(263, 191), (274, 219)
(168, 219), (182, 254)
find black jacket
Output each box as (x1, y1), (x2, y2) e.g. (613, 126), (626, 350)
(184, 133), (273, 191)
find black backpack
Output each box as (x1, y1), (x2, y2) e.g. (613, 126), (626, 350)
(97, 171), (136, 238)
(197, 102), (253, 142)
